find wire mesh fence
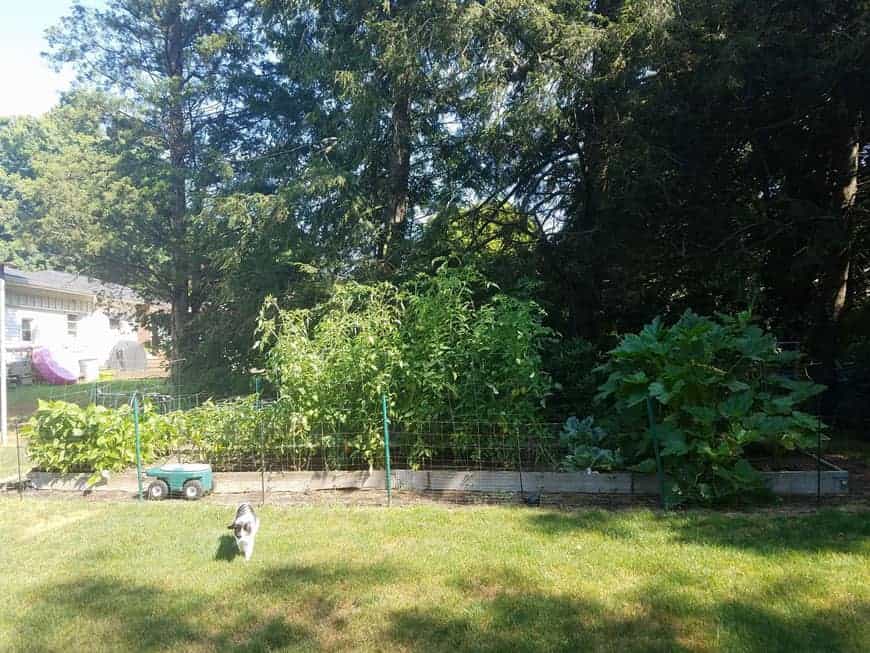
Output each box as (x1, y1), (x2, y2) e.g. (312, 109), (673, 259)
(160, 422), (568, 474)
(388, 421), (564, 472)
(94, 387), (203, 412)
(4, 346), (861, 506)
(152, 399), (568, 474)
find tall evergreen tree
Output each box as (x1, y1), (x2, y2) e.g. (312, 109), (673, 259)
(44, 0), (264, 358)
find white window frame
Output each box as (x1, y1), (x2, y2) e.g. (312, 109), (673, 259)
(21, 318), (33, 342)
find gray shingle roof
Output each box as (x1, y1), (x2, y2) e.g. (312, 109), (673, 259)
(1, 265), (144, 304)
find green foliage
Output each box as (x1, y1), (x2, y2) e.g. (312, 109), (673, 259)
(257, 265), (555, 468)
(544, 337), (601, 418)
(4, 0), (867, 423)
(559, 416), (624, 472)
(24, 400), (168, 486)
(595, 311), (827, 505)
(257, 281), (402, 467)
(25, 397), (324, 477)
(398, 265), (553, 424)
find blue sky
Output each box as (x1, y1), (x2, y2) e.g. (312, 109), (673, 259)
(0, 1), (104, 117)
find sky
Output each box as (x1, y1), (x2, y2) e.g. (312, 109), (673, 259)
(0, 1), (104, 117)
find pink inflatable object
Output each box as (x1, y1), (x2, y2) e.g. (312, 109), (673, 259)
(32, 347), (78, 385)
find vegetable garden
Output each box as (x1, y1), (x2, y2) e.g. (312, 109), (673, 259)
(16, 269), (832, 506)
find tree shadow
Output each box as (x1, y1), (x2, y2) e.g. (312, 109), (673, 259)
(245, 561), (396, 595)
(243, 561), (398, 631)
(12, 561), (398, 653)
(529, 509), (645, 540)
(669, 509), (870, 553)
(11, 576), (315, 652)
(389, 566), (868, 653)
(231, 618), (308, 653)
(215, 534), (238, 562)
(386, 564), (687, 652)
(714, 599), (869, 653)
(525, 507), (870, 554)
(634, 572), (868, 653)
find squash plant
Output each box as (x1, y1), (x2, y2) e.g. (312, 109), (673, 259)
(25, 399), (169, 486)
(595, 310), (826, 505)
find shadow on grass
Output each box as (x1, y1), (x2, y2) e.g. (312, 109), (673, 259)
(527, 508), (870, 553)
(390, 567), (869, 653)
(13, 561), (398, 653)
(11, 525), (867, 652)
(530, 509), (644, 540)
(388, 562), (687, 653)
(247, 561), (397, 594)
(215, 534), (238, 562)
(12, 577), (314, 653)
(634, 573), (868, 653)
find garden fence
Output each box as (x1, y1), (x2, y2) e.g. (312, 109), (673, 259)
(2, 361), (847, 507)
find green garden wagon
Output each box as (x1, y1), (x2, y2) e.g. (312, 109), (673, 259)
(145, 463), (214, 500)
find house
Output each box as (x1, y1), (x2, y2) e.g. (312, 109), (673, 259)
(1, 264), (163, 378)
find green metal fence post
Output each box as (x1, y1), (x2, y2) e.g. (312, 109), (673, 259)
(816, 396), (822, 507)
(255, 375), (266, 506)
(133, 393), (143, 501)
(382, 393), (392, 507)
(646, 396), (666, 510)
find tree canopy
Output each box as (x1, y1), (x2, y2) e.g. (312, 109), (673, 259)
(1, 0), (867, 418)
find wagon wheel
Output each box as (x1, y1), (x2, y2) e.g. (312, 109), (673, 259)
(182, 479), (204, 501)
(146, 479), (169, 501)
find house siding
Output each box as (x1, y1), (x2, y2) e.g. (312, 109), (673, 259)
(4, 281), (148, 370)
(6, 290), (92, 314)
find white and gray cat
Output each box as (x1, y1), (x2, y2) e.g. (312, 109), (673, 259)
(227, 502), (260, 561)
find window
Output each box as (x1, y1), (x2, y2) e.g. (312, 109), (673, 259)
(21, 319), (33, 342)
(67, 314), (79, 338)
(109, 316), (121, 330)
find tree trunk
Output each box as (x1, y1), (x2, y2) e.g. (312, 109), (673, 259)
(566, 5), (617, 339)
(164, 0), (189, 361)
(170, 287), (189, 363)
(812, 114), (860, 386)
(379, 84), (411, 268)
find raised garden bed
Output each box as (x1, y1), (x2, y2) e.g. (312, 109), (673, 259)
(23, 465), (848, 498)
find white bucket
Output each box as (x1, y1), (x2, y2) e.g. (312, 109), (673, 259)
(79, 358), (100, 382)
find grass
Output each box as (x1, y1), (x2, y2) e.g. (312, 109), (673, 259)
(0, 499), (868, 652)
(0, 442), (28, 481)
(6, 377), (173, 421)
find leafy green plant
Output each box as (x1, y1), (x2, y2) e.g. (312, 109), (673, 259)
(544, 338), (601, 418)
(23, 265), (553, 477)
(559, 416), (624, 471)
(256, 281), (402, 469)
(24, 399), (170, 485)
(595, 310), (826, 505)
(256, 265), (555, 469)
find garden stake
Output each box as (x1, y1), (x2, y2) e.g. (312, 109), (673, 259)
(255, 374), (265, 506)
(816, 394), (822, 507)
(646, 396), (667, 510)
(133, 393), (143, 501)
(382, 393), (392, 507)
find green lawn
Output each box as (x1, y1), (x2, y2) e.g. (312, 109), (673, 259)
(0, 443), (28, 482)
(1, 499), (867, 652)
(6, 377), (172, 421)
